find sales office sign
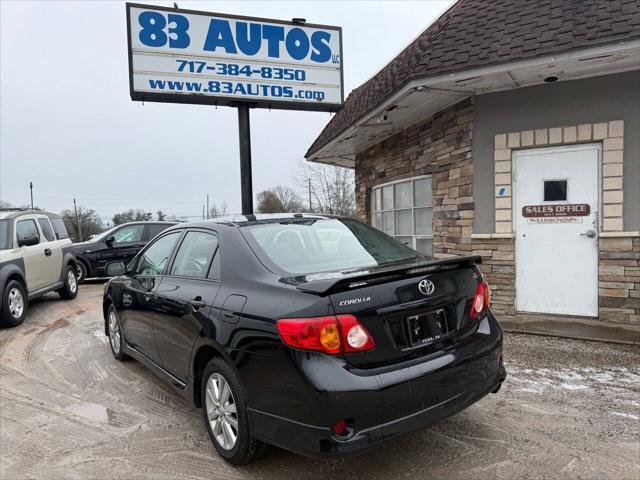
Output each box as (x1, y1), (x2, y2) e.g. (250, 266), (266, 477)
(126, 3), (344, 111)
(522, 203), (590, 224)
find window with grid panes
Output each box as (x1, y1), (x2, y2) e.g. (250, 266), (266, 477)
(370, 176), (433, 255)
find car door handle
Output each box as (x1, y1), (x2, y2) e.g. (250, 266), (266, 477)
(44, 248), (52, 257)
(580, 229), (597, 238)
(189, 298), (207, 310)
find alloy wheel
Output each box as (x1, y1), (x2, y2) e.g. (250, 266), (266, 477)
(108, 310), (121, 354)
(7, 288), (24, 319)
(205, 373), (238, 450)
(68, 270), (77, 294)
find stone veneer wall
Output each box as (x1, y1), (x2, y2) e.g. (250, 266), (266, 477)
(355, 98), (474, 258)
(354, 97), (639, 327)
(599, 236), (640, 325)
(355, 97), (518, 316)
(468, 237), (516, 318)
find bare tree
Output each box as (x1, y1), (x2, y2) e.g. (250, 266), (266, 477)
(209, 200), (228, 218)
(112, 209), (152, 225)
(256, 186), (304, 213)
(166, 214), (188, 222)
(296, 160), (355, 216)
(60, 207), (104, 241)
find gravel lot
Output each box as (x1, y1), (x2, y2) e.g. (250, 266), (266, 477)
(1, 284), (638, 480)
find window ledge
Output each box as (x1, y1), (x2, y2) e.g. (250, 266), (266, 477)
(471, 233), (515, 239)
(600, 231), (640, 238)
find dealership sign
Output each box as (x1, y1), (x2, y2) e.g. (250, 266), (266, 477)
(126, 3), (344, 111)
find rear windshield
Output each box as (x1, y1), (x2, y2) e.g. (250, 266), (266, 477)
(0, 220), (10, 250)
(242, 218), (423, 275)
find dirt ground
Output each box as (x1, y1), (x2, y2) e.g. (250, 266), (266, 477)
(1, 284), (638, 480)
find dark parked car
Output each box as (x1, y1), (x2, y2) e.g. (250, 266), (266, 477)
(73, 221), (175, 282)
(102, 214), (505, 464)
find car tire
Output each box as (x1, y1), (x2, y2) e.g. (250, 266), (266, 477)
(201, 358), (268, 465)
(58, 265), (78, 300)
(107, 305), (129, 361)
(76, 261), (88, 284)
(0, 280), (28, 328)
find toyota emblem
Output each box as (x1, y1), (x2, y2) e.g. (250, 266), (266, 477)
(418, 279), (435, 296)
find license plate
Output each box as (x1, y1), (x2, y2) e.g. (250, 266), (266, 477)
(406, 309), (448, 346)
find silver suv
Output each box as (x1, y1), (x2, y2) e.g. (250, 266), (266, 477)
(0, 209), (79, 327)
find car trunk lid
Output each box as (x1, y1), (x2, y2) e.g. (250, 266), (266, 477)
(295, 256), (483, 369)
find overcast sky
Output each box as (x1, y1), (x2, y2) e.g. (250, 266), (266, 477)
(1, 0), (453, 224)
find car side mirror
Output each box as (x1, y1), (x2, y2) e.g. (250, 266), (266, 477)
(18, 235), (39, 247)
(105, 235), (115, 247)
(106, 261), (127, 277)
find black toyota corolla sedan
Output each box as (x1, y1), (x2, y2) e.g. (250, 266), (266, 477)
(102, 214), (505, 464)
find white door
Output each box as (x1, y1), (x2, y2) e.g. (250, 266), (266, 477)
(513, 144), (600, 317)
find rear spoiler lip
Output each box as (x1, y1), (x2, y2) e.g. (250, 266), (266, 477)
(294, 255), (482, 295)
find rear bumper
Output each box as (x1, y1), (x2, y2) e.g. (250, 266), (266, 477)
(245, 312), (505, 458)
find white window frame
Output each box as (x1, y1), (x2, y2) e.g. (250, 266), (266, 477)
(370, 175), (433, 254)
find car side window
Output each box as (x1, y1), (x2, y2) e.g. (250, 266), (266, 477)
(113, 225), (144, 244)
(147, 224), (172, 240)
(135, 231), (181, 276)
(207, 248), (221, 281)
(50, 218), (69, 240)
(38, 218), (56, 242)
(16, 219), (40, 245)
(170, 231), (218, 279)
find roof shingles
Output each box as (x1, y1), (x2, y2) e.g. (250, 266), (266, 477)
(307, 0), (640, 157)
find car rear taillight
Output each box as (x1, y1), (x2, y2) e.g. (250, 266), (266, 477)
(469, 280), (490, 321)
(337, 314), (376, 353)
(277, 314), (375, 355)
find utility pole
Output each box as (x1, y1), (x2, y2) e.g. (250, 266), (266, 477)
(206, 194), (210, 219)
(73, 198), (82, 242)
(308, 178), (312, 213)
(29, 182), (34, 210)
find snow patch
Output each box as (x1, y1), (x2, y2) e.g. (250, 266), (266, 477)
(610, 412), (639, 421)
(508, 365), (640, 395)
(93, 330), (108, 343)
(559, 383), (587, 391)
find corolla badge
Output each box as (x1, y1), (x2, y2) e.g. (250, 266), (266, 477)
(418, 279), (435, 296)
(339, 296), (371, 306)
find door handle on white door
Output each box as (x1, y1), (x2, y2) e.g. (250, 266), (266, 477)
(580, 229), (597, 238)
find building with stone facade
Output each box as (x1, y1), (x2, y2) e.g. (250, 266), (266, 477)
(306, 0), (640, 342)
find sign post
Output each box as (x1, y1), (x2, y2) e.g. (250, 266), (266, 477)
(237, 104), (253, 214)
(126, 3), (344, 214)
